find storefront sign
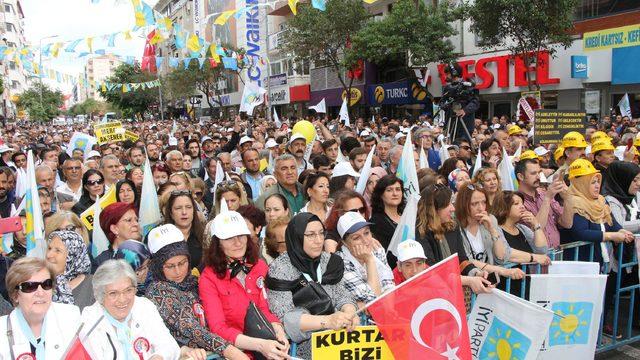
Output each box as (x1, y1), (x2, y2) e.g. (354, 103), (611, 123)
(534, 110), (587, 144)
(571, 56), (588, 79)
(245, 0), (266, 86)
(311, 326), (395, 360)
(436, 51), (560, 90)
(341, 88), (362, 105)
(612, 45), (640, 85)
(368, 81), (410, 105)
(269, 86), (290, 105)
(585, 90), (600, 114)
(269, 73), (287, 87)
(583, 24), (640, 51)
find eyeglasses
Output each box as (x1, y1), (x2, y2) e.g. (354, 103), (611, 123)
(170, 190), (192, 197)
(16, 279), (54, 293)
(194, 191), (203, 197)
(163, 258), (189, 272)
(303, 231), (327, 241)
(61, 225), (77, 232)
(105, 286), (136, 301)
(346, 207), (367, 215)
(87, 179), (104, 186)
(466, 183), (483, 191)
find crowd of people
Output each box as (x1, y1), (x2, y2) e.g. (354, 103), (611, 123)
(0, 110), (638, 359)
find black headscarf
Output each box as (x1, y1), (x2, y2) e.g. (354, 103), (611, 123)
(284, 212), (344, 285)
(602, 161), (640, 205)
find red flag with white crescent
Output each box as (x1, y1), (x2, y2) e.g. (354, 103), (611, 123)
(367, 254), (471, 360)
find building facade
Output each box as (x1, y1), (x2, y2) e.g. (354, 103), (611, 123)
(85, 54), (123, 101)
(0, 0), (27, 120)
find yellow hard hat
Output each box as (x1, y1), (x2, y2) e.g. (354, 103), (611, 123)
(634, 133), (640, 147)
(519, 150), (538, 161)
(591, 131), (609, 144)
(568, 158), (599, 179)
(591, 140), (615, 154)
(561, 131), (587, 149)
(508, 125), (524, 136)
(554, 146), (565, 161)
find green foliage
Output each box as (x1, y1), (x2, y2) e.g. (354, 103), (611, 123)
(16, 82), (64, 121)
(350, 0), (460, 67)
(0, 78), (4, 95)
(99, 63), (159, 118)
(280, 0), (369, 92)
(68, 98), (113, 117)
(468, 0), (578, 89)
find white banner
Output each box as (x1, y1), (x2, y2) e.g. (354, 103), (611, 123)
(529, 274), (607, 359)
(548, 261), (599, 275)
(468, 289), (554, 360)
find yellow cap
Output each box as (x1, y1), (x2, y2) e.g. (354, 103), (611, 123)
(591, 131), (609, 144)
(561, 131), (587, 149)
(508, 125), (524, 136)
(634, 133), (640, 147)
(591, 140), (615, 154)
(554, 146), (565, 161)
(568, 158), (599, 179)
(519, 150), (539, 161)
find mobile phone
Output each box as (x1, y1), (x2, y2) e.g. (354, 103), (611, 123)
(0, 217), (23, 234)
(487, 272), (501, 285)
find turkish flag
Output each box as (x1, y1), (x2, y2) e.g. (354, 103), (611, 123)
(63, 337), (91, 360)
(367, 254), (471, 360)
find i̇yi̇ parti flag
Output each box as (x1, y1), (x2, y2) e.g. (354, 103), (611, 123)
(387, 194), (419, 257)
(439, 137), (450, 163)
(472, 145), (482, 178)
(618, 93), (632, 118)
(25, 150), (46, 258)
(396, 130), (419, 197)
(309, 98), (326, 114)
(139, 155), (162, 237)
(273, 108), (282, 129)
(66, 132), (97, 159)
(90, 195), (109, 258)
(467, 288), (554, 360)
(239, 82), (266, 115)
(339, 97), (350, 127)
(419, 140), (429, 170)
(529, 274), (607, 359)
(355, 145), (376, 194)
(367, 254), (471, 360)
(498, 146), (517, 191)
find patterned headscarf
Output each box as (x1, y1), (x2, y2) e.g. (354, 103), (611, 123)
(47, 230), (91, 304)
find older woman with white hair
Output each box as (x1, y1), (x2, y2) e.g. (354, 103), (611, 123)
(81, 260), (205, 360)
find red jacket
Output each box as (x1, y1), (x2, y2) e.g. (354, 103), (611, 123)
(199, 260), (279, 344)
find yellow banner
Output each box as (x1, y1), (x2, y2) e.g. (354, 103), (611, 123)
(94, 121), (125, 144)
(583, 23), (640, 51)
(80, 186), (117, 231)
(311, 326), (395, 359)
(125, 130), (140, 142)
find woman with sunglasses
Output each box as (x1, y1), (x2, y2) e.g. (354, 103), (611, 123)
(94, 202), (141, 271)
(266, 213), (358, 360)
(324, 190), (371, 253)
(200, 211), (289, 359)
(163, 190), (206, 271)
(0, 257), (81, 359)
(146, 224), (248, 360)
(369, 175), (405, 267)
(213, 180), (250, 218)
(71, 169), (105, 216)
(45, 230), (95, 310)
(454, 183), (525, 280)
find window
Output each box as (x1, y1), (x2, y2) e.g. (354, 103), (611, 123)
(6, 41), (16, 48)
(574, 0), (640, 21)
(11, 80), (19, 89)
(9, 61), (16, 70)
(270, 62), (282, 76)
(4, 4), (13, 13)
(5, 23), (15, 32)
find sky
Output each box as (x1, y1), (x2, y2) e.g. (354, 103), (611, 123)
(21, 0), (159, 92)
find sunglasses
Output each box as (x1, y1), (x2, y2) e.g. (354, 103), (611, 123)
(346, 206), (367, 215)
(16, 279), (54, 293)
(466, 182), (483, 191)
(86, 179), (104, 186)
(61, 225), (77, 232)
(171, 190), (192, 196)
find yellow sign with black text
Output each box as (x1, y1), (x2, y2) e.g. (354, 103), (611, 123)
(94, 121), (125, 144)
(124, 130), (140, 142)
(311, 326), (395, 359)
(583, 24), (640, 51)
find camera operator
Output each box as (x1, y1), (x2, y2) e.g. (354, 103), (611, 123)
(441, 63), (479, 141)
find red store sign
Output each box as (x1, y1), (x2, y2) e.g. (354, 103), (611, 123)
(436, 51), (560, 89)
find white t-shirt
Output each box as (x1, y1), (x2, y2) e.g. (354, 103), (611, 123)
(465, 227), (486, 261)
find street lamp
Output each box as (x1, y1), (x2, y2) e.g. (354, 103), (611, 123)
(38, 34), (59, 117)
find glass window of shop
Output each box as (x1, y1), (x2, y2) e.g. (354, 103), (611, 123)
(574, 0), (640, 21)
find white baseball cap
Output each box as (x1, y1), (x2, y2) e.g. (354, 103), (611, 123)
(87, 150), (101, 159)
(394, 132), (406, 140)
(211, 211), (251, 240)
(239, 136), (254, 146)
(201, 136), (213, 144)
(331, 162), (360, 178)
(265, 138), (278, 149)
(533, 146), (549, 157)
(289, 133), (307, 145)
(148, 224), (185, 254)
(0, 145), (13, 154)
(337, 212), (373, 239)
(397, 239), (427, 262)
(360, 129), (371, 137)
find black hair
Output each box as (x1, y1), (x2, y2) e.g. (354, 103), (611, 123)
(312, 154), (331, 170)
(340, 137), (361, 156)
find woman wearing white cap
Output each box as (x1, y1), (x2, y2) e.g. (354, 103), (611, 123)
(145, 224), (248, 360)
(199, 211), (289, 359)
(336, 212), (394, 308)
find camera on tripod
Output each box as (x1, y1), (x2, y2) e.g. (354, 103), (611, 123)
(439, 79), (476, 112)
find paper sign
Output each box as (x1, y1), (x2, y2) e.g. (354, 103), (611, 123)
(125, 130), (140, 142)
(94, 121), (125, 144)
(311, 326), (395, 359)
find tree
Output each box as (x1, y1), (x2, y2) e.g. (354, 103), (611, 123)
(16, 83), (64, 121)
(68, 98), (113, 118)
(349, 0), (460, 70)
(99, 63), (159, 119)
(280, 0), (369, 114)
(468, 0), (578, 90)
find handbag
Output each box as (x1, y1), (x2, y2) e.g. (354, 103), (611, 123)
(244, 301), (277, 360)
(291, 276), (335, 316)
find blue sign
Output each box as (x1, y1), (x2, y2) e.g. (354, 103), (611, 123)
(612, 45), (640, 85)
(571, 55), (588, 79)
(368, 81), (411, 105)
